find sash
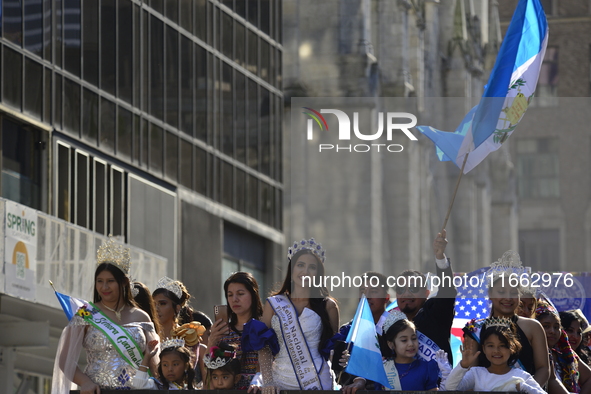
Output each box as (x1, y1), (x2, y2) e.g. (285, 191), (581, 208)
(268, 295), (323, 390)
(76, 302), (145, 369)
(383, 359), (402, 390)
(416, 330), (441, 361)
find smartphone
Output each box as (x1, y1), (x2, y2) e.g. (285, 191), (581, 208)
(214, 305), (229, 324)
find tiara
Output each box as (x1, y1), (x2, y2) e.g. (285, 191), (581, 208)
(287, 238), (326, 263)
(155, 276), (183, 299)
(162, 337), (185, 350)
(482, 316), (513, 329)
(131, 282), (139, 298)
(97, 235), (131, 277)
(485, 250), (526, 287)
(204, 346), (236, 369)
(382, 310), (408, 334)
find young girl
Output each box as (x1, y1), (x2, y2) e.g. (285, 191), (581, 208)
(133, 338), (196, 390)
(381, 311), (439, 390)
(446, 317), (545, 393)
(204, 342), (242, 390)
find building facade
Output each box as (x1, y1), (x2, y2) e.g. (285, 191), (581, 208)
(0, 0), (284, 391)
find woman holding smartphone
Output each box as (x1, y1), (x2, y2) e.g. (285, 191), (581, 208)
(208, 271), (264, 390)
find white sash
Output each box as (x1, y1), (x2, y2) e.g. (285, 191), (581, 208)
(383, 359), (402, 390)
(268, 295), (323, 390)
(77, 302), (145, 369)
(416, 330), (441, 361)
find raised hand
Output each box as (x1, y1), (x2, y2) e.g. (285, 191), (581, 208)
(459, 337), (481, 369)
(433, 230), (448, 260)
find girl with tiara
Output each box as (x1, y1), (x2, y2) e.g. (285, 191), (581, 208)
(463, 251), (550, 387)
(133, 337), (196, 390)
(446, 317), (545, 393)
(247, 238), (339, 393)
(51, 237), (160, 393)
(204, 342), (243, 390)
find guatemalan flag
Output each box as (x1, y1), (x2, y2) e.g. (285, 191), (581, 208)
(418, 0), (549, 173)
(345, 295), (391, 388)
(54, 290), (88, 320)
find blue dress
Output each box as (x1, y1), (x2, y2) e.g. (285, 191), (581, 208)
(381, 358), (439, 391)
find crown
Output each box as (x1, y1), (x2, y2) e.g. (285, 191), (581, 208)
(155, 276), (183, 299)
(161, 337), (185, 350)
(382, 310), (408, 334)
(96, 235), (131, 277)
(482, 316), (513, 329)
(485, 250), (526, 287)
(287, 238), (326, 263)
(203, 346), (236, 369)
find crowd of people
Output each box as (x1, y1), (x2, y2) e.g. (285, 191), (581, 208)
(51, 233), (591, 393)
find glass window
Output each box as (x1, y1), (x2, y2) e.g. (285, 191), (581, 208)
(236, 0), (246, 19)
(516, 138), (559, 198)
(247, 173), (258, 219)
(180, 138), (192, 188)
(75, 151), (89, 228)
(64, 0), (81, 77)
(260, 181), (271, 226)
(56, 142), (71, 220)
(236, 72), (247, 164)
(165, 131), (178, 182)
(236, 168), (246, 214)
(221, 0), (234, 11)
(248, 0), (258, 27)
(166, 1), (178, 25)
(150, 0), (163, 14)
(117, 106), (133, 160)
(235, 22), (246, 67)
(180, 0), (192, 32)
(100, 98), (115, 152)
(133, 4), (141, 107)
(194, 145), (207, 195)
(194, 0), (207, 42)
(260, 88), (270, 176)
(24, 0), (44, 57)
(24, 58), (43, 119)
(44, 67), (52, 123)
(248, 78), (259, 170)
(82, 88), (99, 144)
(55, 74), (63, 128)
(82, 0), (99, 84)
(63, 77), (81, 136)
(110, 167), (124, 236)
(247, 30), (258, 74)
(180, 35), (194, 136)
(150, 123), (163, 173)
(260, 0), (270, 35)
(223, 223), (266, 294)
(260, 38), (269, 82)
(141, 118), (149, 167)
(94, 158), (107, 234)
(133, 114), (140, 163)
(118, 0), (133, 103)
(222, 160), (233, 208)
(4, 0), (23, 46)
(142, 10), (150, 112)
(2, 119), (44, 210)
(222, 62), (234, 157)
(221, 11), (233, 59)
(534, 46), (559, 107)
(43, 0), (52, 60)
(166, 26), (179, 128)
(3, 47), (22, 110)
(101, 0), (116, 95)
(150, 15), (164, 121)
(195, 44), (208, 141)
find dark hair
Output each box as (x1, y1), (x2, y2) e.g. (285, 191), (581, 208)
(478, 324), (522, 367)
(132, 281), (163, 335)
(158, 346), (195, 389)
(185, 310), (213, 330)
(273, 249), (335, 352)
(204, 342), (242, 388)
(364, 271), (389, 291)
(152, 280), (193, 325)
(224, 272), (264, 329)
(560, 310), (591, 364)
(93, 263), (136, 308)
(381, 319), (416, 357)
(397, 270), (428, 289)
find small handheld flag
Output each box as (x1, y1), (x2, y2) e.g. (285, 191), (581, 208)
(345, 295), (391, 388)
(50, 280), (88, 321)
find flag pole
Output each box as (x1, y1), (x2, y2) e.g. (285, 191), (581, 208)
(49, 280), (57, 292)
(440, 153), (469, 233)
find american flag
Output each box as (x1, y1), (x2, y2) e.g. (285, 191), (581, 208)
(451, 267), (490, 337)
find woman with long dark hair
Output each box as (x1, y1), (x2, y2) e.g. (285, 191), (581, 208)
(258, 238), (339, 392)
(52, 237), (159, 393)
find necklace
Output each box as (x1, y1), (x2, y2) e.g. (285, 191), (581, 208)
(171, 381), (185, 389)
(102, 302), (125, 321)
(396, 359), (416, 378)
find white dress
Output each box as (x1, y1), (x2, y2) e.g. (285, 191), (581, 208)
(271, 308), (333, 390)
(445, 365), (546, 394)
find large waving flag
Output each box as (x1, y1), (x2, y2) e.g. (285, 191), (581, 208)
(345, 295), (391, 388)
(54, 290), (88, 320)
(418, 0), (548, 173)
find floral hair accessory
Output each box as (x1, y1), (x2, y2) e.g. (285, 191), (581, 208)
(287, 238), (326, 263)
(155, 276), (183, 299)
(172, 321), (206, 346)
(535, 300), (559, 318)
(96, 235), (131, 277)
(204, 346), (236, 369)
(161, 337), (185, 350)
(382, 310), (408, 334)
(465, 318), (478, 333)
